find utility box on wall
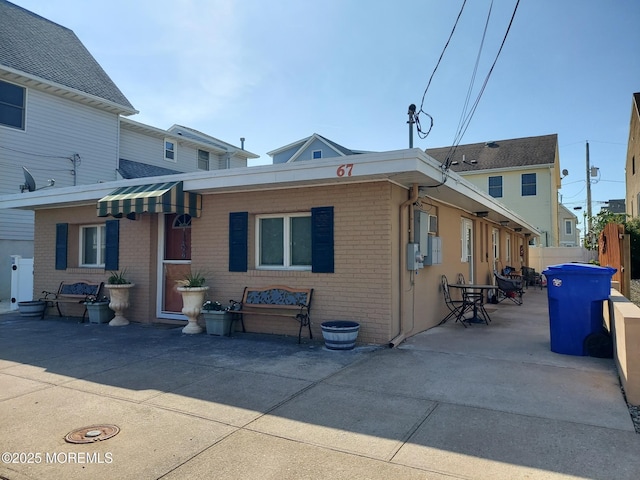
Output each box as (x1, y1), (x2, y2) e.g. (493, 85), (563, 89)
(415, 210), (441, 265)
(424, 235), (442, 265)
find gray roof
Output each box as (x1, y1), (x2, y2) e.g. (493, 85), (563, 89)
(316, 134), (362, 156)
(634, 93), (640, 118)
(426, 134), (558, 172)
(117, 159), (182, 179)
(0, 0), (135, 110)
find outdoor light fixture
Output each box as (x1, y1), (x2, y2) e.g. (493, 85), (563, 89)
(500, 220), (509, 226)
(475, 211), (489, 218)
(514, 227), (523, 232)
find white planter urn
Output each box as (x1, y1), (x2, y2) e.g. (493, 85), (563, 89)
(105, 284), (135, 326)
(177, 286), (209, 334)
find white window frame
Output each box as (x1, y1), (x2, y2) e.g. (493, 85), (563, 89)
(565, 220), (573, 236)
(164, 138), (177, 162)
(492, 228), (499, 261)
(255, 212), (312, 270)
(197, 149), (210, 170)
(79, 224), (106, 267)
(0, 79), (26, 130)
(312, 150), (322, 159)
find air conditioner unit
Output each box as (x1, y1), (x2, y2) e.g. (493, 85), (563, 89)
(428, 215), (438, 234)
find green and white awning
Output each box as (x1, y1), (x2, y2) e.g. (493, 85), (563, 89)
(97, 181), (201, 218)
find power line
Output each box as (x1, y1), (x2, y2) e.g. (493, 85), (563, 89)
(443, 0), (521, 169)
(415, 0), (468, 140)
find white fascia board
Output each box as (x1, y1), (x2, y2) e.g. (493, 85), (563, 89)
(0, 147), (540, 235)
(265, 137), (310, 157)
(185, 148), (432, 192)
(0, 67), (138, 116)
(120, 118), (230, 155)
(457, 164), (555, 176)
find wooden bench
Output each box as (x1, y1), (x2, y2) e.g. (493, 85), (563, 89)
(230, 285), (313, 343)
(41, 281), (104, 321)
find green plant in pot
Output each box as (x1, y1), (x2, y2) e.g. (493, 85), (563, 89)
(104, 269), (135, 326)
(176, 270), (209, 334)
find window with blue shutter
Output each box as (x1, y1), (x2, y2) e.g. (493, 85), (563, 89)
(229, 212), (248, 272)
(55, 223), (68, 270)
(104, 220), (120, 271)
(311, 206), (334, 273)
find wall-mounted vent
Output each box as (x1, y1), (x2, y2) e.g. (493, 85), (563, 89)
(428, 215), (438, 234)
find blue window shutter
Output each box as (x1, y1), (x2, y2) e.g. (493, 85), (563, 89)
(104, 220), (120, 271)
(311, 206), (334, 273)
(55, 223), (68, 270)
(229, 212), (248, 272)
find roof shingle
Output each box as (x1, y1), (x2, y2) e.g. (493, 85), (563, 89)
(0, 0), (134, 110)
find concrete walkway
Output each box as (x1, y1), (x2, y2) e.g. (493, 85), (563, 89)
(0, 288), (638, 480)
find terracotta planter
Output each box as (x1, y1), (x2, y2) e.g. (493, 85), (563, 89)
(105, 284), (135, 326)
(177, 286), (209, 334)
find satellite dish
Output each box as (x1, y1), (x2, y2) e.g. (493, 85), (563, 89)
(21, 167), (36, 192)
(562, 169), (569, 176)
(20, 166), (55, 193)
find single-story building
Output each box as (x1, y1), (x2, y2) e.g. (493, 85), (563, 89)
(0, 148), (539, 345)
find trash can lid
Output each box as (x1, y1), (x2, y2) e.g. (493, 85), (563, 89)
(542, 263), (616, 276)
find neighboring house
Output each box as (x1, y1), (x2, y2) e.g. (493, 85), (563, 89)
(118, 119), (257, 179)
(625, 93), (640, 218)
(267, 133), (370, 163)
(0, 0), (136, 301)
(557, 203), (580, 247)
(0, 0), (257, 302)
(426, 134), (562, 247)
(0, 148), (540, 345)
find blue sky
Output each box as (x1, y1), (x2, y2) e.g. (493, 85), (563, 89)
(12, 0), (640, 231)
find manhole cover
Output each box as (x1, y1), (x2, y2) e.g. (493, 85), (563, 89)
(65, 425), (120, 444)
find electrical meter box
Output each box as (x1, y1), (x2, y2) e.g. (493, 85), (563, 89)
(415, 211), (441, 265)
(423, 236), (442, 265)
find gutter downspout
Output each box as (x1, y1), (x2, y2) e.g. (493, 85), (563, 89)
(389, 183), (419, 348)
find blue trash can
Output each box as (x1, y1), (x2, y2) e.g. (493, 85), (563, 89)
(542, 263), (616, 356)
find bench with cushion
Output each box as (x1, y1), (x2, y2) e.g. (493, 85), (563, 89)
(41, 281), (104, 320)
(230, 285), (313, 343)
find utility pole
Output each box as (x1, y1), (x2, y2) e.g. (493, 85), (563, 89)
(407, 104), (416, 148)
(585, 141), (593, 246)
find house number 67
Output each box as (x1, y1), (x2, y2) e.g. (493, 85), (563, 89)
(336, 164), (354, 177)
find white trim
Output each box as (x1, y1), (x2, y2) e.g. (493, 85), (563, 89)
(164, 138), (177, 163)
(156, 215), (188, 321)
(0, 148), (542, 237)
(79, 224), (106, 268)
(255, 212), (312, 270)
(0, 78), (26, 131)
(0, 65), (138, 115)
(286, 134), (347, 163)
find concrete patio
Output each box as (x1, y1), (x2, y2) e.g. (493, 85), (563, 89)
(1, 288), (638, 480)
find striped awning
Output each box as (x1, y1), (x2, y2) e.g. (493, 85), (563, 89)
(97, 181), (201, 218)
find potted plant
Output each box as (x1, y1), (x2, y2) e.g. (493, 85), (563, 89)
(83, 295), (114, 324)
(105, 270), (135, 326)
(202, 300), (233, 336)
(176, 271), (209, 334)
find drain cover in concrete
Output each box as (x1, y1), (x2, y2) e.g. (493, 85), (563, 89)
(65, 424), (120, 444)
